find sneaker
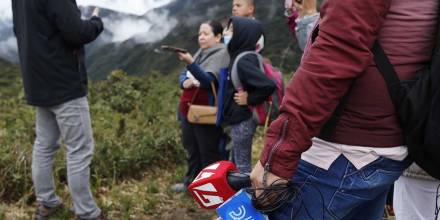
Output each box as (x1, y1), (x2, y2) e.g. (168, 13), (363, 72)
(171, 183), (187, 193)
(34, 203), (64, 220)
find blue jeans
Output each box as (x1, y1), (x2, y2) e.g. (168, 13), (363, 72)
(269, 155), (410, 220)
(32, 97), (101, 219)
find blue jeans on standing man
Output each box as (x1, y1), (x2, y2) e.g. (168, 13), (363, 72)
(269, 155), (410, 220)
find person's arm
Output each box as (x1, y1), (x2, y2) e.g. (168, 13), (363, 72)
(45, 0), (104, 47)
(295, 13), (320, 51)
(295, 0), (318, 18)
(186, 63), (217, 89)
(288, 0), (319, 51)
(259, 0), (392, 179)
(238, 55), (276, 105)
(287, 12), (299, 38)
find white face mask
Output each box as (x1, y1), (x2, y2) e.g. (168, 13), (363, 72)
(223, 36), (232, 45)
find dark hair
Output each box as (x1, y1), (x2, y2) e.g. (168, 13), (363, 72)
(203, 20), (224, 37)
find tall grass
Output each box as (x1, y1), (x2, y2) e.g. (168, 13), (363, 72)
(0, 70), (186, 202)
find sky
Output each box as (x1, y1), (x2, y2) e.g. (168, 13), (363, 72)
(0, 0), (174, 20)
(0, 0), (177, 62)
(0, 1), (12, 20)
(76, 0), (173, 15)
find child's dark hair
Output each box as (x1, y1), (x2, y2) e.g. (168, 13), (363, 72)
(204, 20), (224, 37)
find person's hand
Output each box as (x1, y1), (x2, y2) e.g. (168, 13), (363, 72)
(92, 7), (100, 17)
(234, 90), (248, 106)
(250, 161), (288, 198)
(294, 0), (317, 18)
(178, 52), (194, 65)
(183, 79), (194, 89)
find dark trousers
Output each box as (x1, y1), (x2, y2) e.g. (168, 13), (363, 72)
(181, 119), (223, 186)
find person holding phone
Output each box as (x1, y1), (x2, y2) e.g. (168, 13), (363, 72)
(12, 0), (105, 219)
(285, 0), (319, 51)
(170, 20), (230, 193)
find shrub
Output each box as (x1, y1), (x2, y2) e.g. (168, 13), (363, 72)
(0, 71), (185, 202)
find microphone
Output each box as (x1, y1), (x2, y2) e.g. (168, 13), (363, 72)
(188, 161), (269, 219)
(227, 171), (251, 191)
(188, 161), (241, 209)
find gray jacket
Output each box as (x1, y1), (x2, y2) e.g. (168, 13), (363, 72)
(296, 13), (320, 51)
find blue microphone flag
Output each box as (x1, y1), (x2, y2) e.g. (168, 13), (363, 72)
(216, 189), (268, 220)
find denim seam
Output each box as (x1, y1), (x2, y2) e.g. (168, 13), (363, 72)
(327, 159), (350, 219)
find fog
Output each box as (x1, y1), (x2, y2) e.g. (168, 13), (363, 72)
(0, 0), (177, 62)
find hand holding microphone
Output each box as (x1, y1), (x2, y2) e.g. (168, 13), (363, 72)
(187, 161), (268, 220)
(250, 162), (306, 216)
(188, 161), (297, 219)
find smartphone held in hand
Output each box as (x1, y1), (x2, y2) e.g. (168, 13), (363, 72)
(161, 45), (188, 53)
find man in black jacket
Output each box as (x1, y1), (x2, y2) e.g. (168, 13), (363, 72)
(12, 0), (105, 219)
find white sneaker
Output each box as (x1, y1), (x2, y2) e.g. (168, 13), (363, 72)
(170, 183), (187, 193)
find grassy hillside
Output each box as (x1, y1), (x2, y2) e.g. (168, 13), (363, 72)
(0, 60), (264, 219)
(0, 58), (22, 100)
(0, 66), (186, 201)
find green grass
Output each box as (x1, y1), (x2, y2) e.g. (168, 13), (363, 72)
(0, 59), (396, 220)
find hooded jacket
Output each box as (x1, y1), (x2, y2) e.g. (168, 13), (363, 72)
(12, 0), (104, 107)
(222, 17), (276, 126)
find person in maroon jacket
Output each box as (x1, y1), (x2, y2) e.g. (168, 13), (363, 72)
(250, 0), (438, 219)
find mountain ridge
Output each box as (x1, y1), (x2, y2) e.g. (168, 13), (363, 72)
(0, 1), (302, 80)
(86, 0), (302, 80)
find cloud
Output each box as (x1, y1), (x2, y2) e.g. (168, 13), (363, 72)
(0, 36), (18, 62)
(0, 0), (174, 20)
(102, 10), (177, 43)
(0, 0), (177, 62)
(76, 0), (173, 16)
(0, 0), (12, 20)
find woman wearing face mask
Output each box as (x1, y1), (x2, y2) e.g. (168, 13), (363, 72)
(171, 20), (230, 193)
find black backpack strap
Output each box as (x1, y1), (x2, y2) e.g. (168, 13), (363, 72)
(316, 23), (354, 140)
(320, 41), (397, 140)
(372, 41), (400, 89)
(319, 84), (354, 140)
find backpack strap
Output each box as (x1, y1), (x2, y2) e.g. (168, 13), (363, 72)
(372, 41), (400, 90)
(211, 82), (218, 106)
(231, 51), (265, 90)
(319, 83), (355, 140)
(431, 8), (440, 86)
(321, 41), (400, 140)
(189, 82), (218, 106)
(315, 22), (357, 140)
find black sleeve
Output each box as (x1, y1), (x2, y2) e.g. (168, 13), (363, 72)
(237, 55), (276, 105)
(46, 0), (104, 47)
(11, 1), (17, 36)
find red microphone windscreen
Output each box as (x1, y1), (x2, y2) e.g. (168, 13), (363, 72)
(188, 161), (238, 209)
